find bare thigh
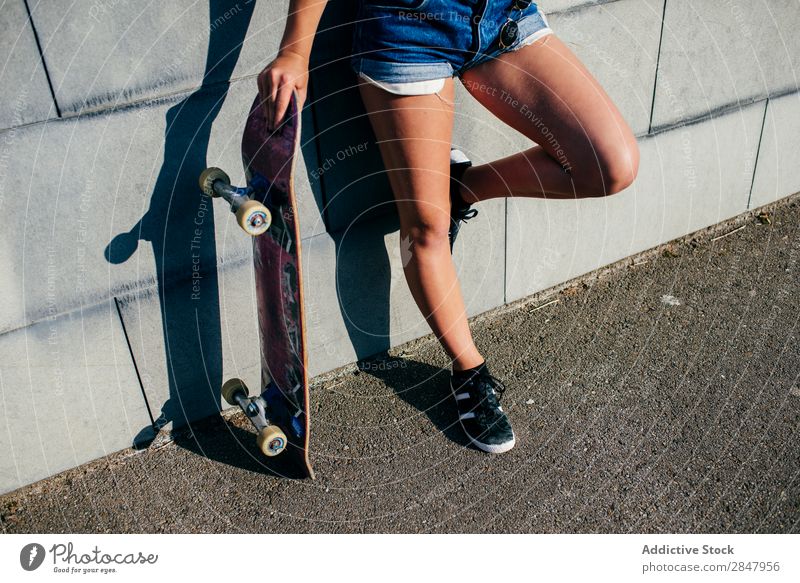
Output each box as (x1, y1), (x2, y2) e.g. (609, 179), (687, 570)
(357, 78), (456, 230)
(461, 34), (639, 194)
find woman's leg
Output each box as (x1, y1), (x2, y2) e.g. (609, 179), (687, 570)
(459, 34), (640, 202)
(358, 78), (483, 371)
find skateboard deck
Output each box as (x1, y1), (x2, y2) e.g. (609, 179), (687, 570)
(199, 91), (313, 479)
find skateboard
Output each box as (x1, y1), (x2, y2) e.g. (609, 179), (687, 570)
(198, 90), (314, 479)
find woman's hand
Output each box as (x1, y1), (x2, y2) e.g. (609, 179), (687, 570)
(257, 50), (309, 131)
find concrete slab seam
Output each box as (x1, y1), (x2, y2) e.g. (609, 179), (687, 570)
(113, 297), (156, 431)
(747, 98), (770, 210)
(647, 0), (668, 134)
(22, 0), (61, 118)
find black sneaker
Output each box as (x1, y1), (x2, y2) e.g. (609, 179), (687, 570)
(449, 148), (478, 252)
(450, 363), (516, 453)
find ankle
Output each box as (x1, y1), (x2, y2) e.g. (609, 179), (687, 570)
(457, 167), (474, 204)
(455, 169), (481, 206)
(452, 356), (486, 374)
(450, 153), (474, 205)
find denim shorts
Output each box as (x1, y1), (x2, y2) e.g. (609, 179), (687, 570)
(351, 0), (553, 91)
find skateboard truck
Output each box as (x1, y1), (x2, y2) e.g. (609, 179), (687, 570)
(198, 167), (272, 236)
(221, 378), (288, 457)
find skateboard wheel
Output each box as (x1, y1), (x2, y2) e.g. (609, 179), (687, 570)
(258, 426), (287, 457)
(199, 167), (230, 198)
(236, 200), (272, 236)
(221, 378), (248, 406)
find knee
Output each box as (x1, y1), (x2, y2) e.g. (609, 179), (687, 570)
(575, 138), (640, 197)
(606, 139), (640, 194)
(402, 217), (451, 251)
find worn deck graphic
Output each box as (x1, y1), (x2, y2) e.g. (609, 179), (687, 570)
(200, 91), (313, 478)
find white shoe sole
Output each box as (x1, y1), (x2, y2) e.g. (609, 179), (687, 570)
(468, 434), (516, 454)
(458, 417), (516, 453)
(450, 148), (471, 165)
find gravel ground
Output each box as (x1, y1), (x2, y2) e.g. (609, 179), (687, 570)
(2, 194), (799, 534)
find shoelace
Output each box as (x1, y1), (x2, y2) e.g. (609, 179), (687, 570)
(474, 373), (506, 405)
(455, 372), (507, 423)
(453, 207), (478, 222)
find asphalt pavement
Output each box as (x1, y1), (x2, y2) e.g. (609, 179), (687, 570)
(2, 194), (799, 534)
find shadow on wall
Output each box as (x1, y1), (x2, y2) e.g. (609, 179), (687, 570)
(311, 1), (398, 362)
(102, 0), (419, 469)
(103, 1), (256, 448)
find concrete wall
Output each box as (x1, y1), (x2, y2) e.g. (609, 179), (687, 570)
(1, 0), (798, 494)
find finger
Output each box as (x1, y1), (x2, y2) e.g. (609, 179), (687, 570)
(273, 84), (293, 129)
(268, 71), (282, 131)
(264, 71), (277, 131)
